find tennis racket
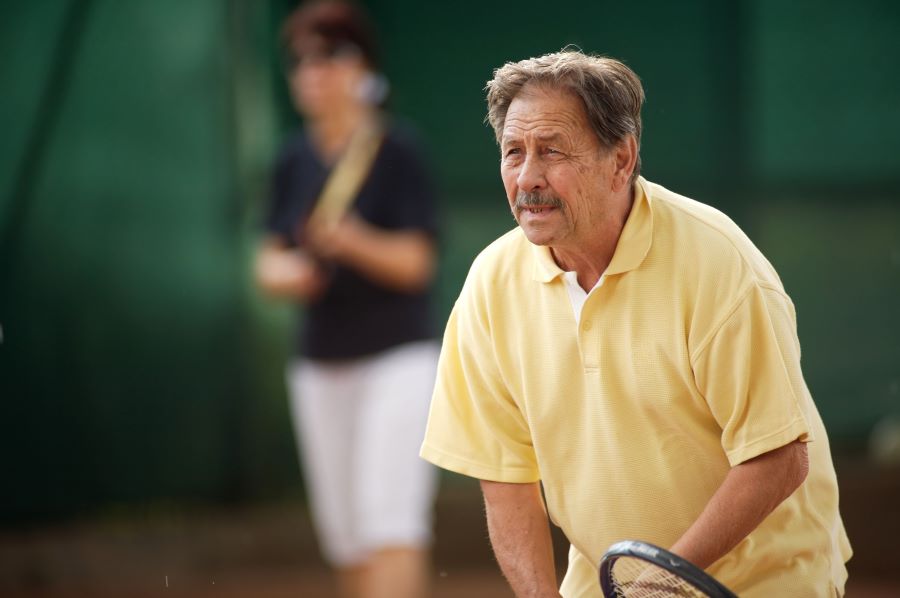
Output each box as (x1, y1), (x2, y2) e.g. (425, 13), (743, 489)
(598, 540), (738, 598)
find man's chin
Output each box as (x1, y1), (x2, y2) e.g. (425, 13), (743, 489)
(519, 224), (556, 247)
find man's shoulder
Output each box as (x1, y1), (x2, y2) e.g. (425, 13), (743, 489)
(644, 180), (781, 287)
(460, 227), (531, 293)
(477, 226), (529, 259)
(645, 181), (744, 246)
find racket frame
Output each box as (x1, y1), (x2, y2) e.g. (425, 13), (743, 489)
(598, 540), (738, 598)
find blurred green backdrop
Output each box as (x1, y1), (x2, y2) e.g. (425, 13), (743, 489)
(1, 0), (898, 523)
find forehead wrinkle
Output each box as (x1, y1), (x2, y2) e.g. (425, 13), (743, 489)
(501, 117), (581, 148)
(505, 83), (587, 120)
(504, 113), (582, 132)
(502, 95), (588, 146)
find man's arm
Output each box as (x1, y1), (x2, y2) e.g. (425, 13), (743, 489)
(670, 439), (809, 569)
(480, 480), (559, 598)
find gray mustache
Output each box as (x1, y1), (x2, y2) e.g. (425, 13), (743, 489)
(515, 191), (564, 210)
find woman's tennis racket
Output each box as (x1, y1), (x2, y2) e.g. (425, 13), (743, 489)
(598, 540), (738, 598)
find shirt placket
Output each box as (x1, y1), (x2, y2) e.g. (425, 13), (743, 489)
(578, 290), (602, 373)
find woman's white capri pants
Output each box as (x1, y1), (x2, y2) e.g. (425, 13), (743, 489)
(287, 340), (440, 566)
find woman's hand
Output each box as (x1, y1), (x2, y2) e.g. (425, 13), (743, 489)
(255, 241), (327, 302)
(303, 212), (368, 262)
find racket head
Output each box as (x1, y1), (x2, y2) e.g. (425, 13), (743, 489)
(598, 540), (738, 598)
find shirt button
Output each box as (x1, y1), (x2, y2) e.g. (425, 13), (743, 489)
(582, 320), (592, 331)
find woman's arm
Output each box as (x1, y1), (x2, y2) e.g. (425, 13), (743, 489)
(305, 213), (436, 293)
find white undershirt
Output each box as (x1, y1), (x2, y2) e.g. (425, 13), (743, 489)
(562, 271), (606, 325)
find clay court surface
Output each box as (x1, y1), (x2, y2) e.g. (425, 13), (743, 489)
(2, 460), (898, 597)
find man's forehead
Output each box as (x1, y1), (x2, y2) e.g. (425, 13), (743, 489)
(501, 125), (567, 143)
(501, 87), (587, 142)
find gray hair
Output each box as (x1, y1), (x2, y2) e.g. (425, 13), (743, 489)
(485, 50), (645, 179)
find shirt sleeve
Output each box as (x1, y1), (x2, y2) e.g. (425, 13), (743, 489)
(379, 131), (439, 235)
(420, 273), (539, 482)
(263, 145), (298, 244)
(691, 282), (815, 466)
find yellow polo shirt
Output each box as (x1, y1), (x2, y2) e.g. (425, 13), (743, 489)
(421, 177), (851, 597)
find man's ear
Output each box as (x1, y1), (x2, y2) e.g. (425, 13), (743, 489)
(612, 135), (638, 192)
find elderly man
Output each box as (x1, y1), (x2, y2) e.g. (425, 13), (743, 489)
(420, 51), (851, 597)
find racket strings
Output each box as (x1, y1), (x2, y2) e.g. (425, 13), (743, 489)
(609, 556), (708, 598)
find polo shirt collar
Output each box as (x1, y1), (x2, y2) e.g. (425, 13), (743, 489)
(530, 176), (654, 283)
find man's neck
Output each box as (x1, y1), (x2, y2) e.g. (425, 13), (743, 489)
(550, 186), (635, 292)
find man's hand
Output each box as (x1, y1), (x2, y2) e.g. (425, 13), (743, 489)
(480, 480), (560, 598)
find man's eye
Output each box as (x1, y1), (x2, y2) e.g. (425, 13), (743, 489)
(505, 148), (521, 156)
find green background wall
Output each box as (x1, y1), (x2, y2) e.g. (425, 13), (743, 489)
(1, 0), (898, 522)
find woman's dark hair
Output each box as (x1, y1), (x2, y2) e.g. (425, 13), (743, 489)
(282, 0), (380, 70)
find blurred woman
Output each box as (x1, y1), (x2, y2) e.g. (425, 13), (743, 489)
(255, 2), (440, 597)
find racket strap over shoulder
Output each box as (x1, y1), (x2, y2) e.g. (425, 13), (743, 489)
(308, 118), (385, 229)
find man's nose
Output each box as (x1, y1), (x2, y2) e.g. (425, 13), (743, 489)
(516, 155), (546, 193)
